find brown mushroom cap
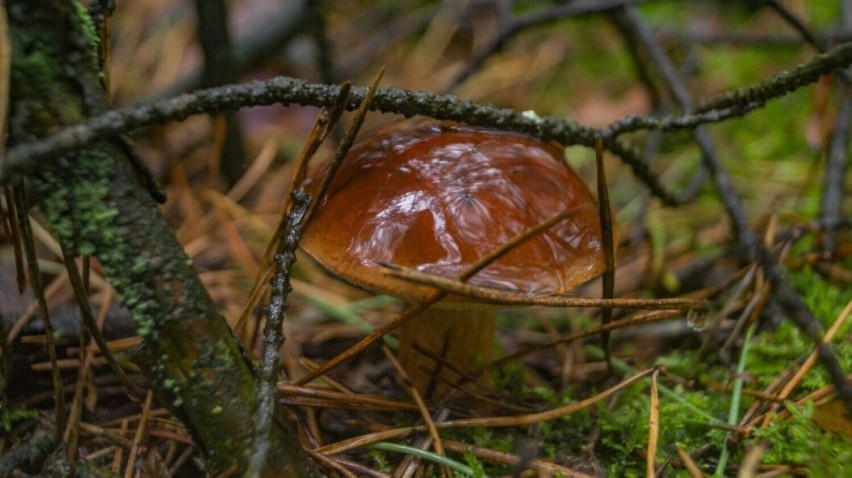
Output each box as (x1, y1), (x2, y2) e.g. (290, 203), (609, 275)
(301, 123), (609, 302)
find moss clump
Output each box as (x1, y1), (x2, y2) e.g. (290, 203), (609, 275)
(750, 267), (852, 392)
(753, 401), (852, 476)
(460, 450), (488, 478)
(36, 151), (117, 257)
(72, 1), (100, 56)
(32, 147), (159, 339)
(0, 407), (39, 432)
(597, 382), (727, 476)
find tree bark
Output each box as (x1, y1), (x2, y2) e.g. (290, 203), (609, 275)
(5, 2), (309, 475)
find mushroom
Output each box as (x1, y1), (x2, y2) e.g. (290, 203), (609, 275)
(301, 123), (609, 397)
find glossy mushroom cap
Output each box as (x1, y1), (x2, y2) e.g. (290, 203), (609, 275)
(301, 124), (609, 302)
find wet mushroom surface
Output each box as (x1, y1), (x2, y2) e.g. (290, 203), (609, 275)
(301, 123), (610, 397)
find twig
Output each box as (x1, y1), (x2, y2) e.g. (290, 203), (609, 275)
(142, 0), (309, 102)
(0, 80), (675, 205)
(277, 384), (418, 412)
(446, 0), (646, 90)
(61, 246), (142, 398)
(693, 42), (852, 114)
(306, 0), (337, 86)
(693, 263), (756, 368)
(647, 368), (660, 478)
(675, 447), (705, 478)
(0, 0), (10, 164)
(658, 29), (850, 47)
(613, 7), (715, 202)
(317, 367), (656, 455)
(304, 448), (359, 478)
(380, 263), (707, 310)
(382, 346), (445, 460)
(604, 102), (764, 137)
(6, 34), (850, 204)
(765, 0), (825, 52)
(249, 69), (382, 476)
(766, 0), (852, 86)
(441, 440), (595, 478)
(615, 5), (852, 411)
(819, 94), (851, 255)
(193, 0), (246, 186)
(2, 187), (25, 292)
(722, 212), (782, 358)
(336, 4), (437, 79)
(124, 390), (154, 478)
(755, 247), (852, 409)
(737, 438), (770, 478)
(234, 83), (350, 336)
(304, 70), (384, 224)
(247, 191), (309, 478)
(596, 138), (616, 369)
(3, 45), (850, 204)
(780, 299), (851, 400)
(758, 299), (852, 428)
(486, 309), (684, 372)
(11, 186), (66, 441)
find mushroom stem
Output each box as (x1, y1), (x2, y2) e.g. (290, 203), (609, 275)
(396, 306), (495, 398)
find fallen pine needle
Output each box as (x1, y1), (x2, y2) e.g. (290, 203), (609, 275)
(317, 366), (657, 455)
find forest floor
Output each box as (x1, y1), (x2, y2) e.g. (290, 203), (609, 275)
(2, 1), (850, 476)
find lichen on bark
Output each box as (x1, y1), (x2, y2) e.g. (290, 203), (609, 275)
(6, 1), (308, 475)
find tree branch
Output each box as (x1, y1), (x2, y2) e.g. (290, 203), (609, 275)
(5, 41), (850, 207)
(5, 2), (310, 474)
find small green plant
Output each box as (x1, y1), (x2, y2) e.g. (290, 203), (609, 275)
(368, 448), (391, 473)
(1, 406), (39, 433)
(753, 401), (852, 476)
(750, 266), (852, 392)
(460, 450), (487, 478)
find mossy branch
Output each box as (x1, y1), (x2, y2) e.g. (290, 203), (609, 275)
(5, 40), (851, 206)
(5, 1), (309, 474)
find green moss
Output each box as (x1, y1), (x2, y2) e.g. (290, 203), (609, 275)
(791, 267), (852, 328)
(71, 1), (99, 54)
(9, 48), (61, 112)
(34, 148), (165, 342)
(131, 258), (148, 274)
(369, 449), (391, 473)
(8, 3), (309, 473)
(36, 150), (117, 256)
(806, 2), (842, 28)
(460, 450), (487, 478)
(440, 427), (514, 477)
(215, 340), (236, 367)
(750, 267), (852, 392)
(753, 401), (852, 476)
(8, 7), (92, 141)
(493, 358), (527, 396)
(595, 382), (727, 476)
(1, 407), (39, 432)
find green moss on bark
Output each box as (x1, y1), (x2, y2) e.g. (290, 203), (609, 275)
(6, 1), (308, 475)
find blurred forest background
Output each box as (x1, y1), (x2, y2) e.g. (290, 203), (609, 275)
(1, 0), (850, 476)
